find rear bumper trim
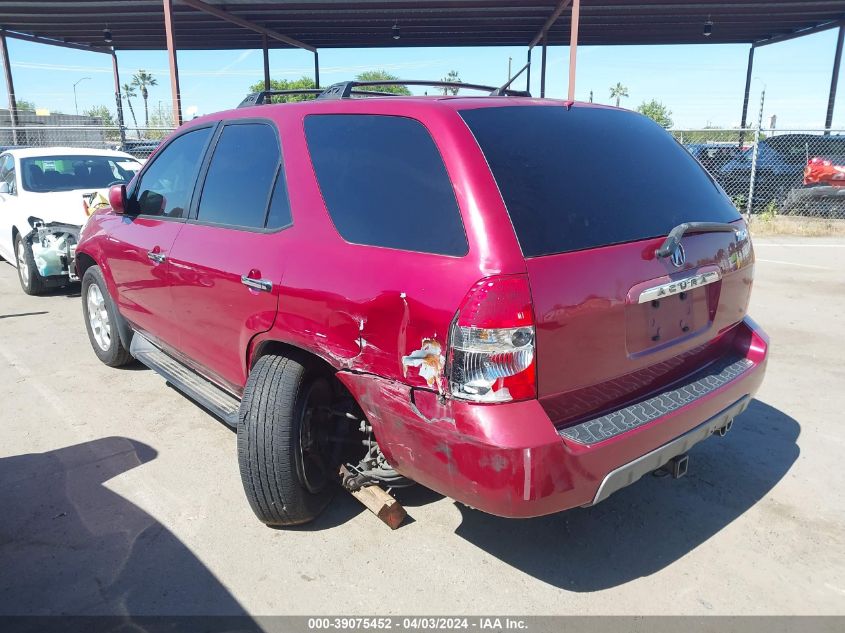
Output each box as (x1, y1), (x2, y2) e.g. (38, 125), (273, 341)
(586, 395), (751, 506)
(559, 356), (754, 446)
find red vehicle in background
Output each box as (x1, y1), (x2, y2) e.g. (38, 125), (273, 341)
(75, 80), (768, 527)
(782, 155), (845, 216)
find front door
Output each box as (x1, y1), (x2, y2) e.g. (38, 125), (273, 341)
(103, 125), (215, 349)
(167, 120), (292, 392)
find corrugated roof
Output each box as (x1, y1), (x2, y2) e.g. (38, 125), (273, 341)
(1, 1), (843, 51)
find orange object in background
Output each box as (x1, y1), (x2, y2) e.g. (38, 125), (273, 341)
(804, 156), (845, 186)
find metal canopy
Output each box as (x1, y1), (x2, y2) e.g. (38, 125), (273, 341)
(2, 1), (845, 51)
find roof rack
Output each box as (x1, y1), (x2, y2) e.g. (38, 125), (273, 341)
(238, 79), (530, 108)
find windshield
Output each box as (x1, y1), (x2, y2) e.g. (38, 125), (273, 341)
(20, 155), (141, 193)
(460, 105), (740, 257)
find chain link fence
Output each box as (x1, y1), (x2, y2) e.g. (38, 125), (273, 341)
(0, 125), (175, 160)
(673, 128), (845, 224)
(2, 123), (845, 223)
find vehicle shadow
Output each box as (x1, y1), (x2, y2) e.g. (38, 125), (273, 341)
(453, 399), (800, 591)
(0, 436), (253, 619)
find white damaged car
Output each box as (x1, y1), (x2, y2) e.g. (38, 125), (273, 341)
(0, 147), (142, 294)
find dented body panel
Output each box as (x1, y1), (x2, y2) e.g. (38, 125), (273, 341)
(76, 96), (770, 518)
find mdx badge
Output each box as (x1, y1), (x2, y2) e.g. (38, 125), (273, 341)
(638, 270), (722, 304)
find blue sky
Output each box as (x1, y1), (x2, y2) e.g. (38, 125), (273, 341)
(2, 26), (841, 130)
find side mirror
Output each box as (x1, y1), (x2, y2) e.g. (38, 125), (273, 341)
(0, 181), (10, 194)
(108, 184), (127, 214)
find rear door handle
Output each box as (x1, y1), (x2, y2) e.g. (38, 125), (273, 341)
(147, 251), (166, 264)
(241, 275), (273, 292)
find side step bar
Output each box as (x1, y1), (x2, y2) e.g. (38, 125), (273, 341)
(130, 333), (240, 427)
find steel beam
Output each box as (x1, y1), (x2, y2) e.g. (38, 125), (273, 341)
(529, 0), (573, 49)
(526, 49), (532, 93)
(568, 0), (581, 100)
(754, 19), (844, 48)
(0, 31), (19, 145)
(739, 45), (755, 145)
(540, 35), (548, 98)
(179, 0), (316, 53)
(826, 25), (845, 132)
(262, 35), (271, 90)
(162, 0), (182, 126)
(314, 51), (320, 89)
(0, 29), (110, 54)
(112, 49), (126, 147)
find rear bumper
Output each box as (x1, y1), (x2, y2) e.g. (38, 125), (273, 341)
(338, 316), (768, 518)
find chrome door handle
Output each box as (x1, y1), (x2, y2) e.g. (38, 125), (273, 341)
(241, 275), (272, 292)
(147, 251), (166, 264)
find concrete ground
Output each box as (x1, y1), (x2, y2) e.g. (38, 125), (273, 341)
(0, 236), (843, 616)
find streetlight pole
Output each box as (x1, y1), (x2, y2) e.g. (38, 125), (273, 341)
(73, 76), (91, 115)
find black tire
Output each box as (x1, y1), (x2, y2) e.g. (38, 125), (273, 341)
(81, 265), (133, 367)
(237, 354), (337, 526)
(14, 233), (46, 296)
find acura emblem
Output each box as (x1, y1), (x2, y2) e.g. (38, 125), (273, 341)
(670, 243), (686, 268)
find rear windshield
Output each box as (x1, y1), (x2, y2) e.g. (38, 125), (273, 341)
(21, 155), (141, 193)
(460, 106), (740, 257)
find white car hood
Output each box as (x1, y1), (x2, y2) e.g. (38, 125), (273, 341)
(23, 189), (108, 227)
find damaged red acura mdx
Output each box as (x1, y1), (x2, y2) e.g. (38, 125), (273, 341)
(75, 80), (768, 527)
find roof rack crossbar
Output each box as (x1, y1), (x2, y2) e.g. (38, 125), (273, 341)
(317, 79), (530, 99)
(239, 79), (531, 107)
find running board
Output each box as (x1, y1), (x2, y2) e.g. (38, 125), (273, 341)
(130, 334), (240, 427)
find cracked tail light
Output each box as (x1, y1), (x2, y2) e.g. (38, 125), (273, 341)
(448, 274), (536, 403)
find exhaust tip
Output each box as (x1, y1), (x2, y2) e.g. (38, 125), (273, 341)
(718, 418), (734, 437)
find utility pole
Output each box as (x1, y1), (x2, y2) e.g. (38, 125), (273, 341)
(73, 76), (91, 116)
(507, 56), (512, 81)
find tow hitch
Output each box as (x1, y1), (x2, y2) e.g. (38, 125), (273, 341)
(654, 453), (689, 479)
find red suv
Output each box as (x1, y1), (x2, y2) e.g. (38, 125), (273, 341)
(76, 81), (768, 527)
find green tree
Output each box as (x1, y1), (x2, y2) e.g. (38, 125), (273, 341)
(248, 76), (318, 103)
(147, 109), (175, 139)
(439, 70), (461, 96)
(15, 99), (36, 112)
(131, 70), (158, 127)
(636, 99), (674, 128)
(121, 82), (139, 129)
(84, 105), (120, 140)
(609, 82), (629, 108)
(84, 105), (115, 126)
(354, 70), (411, 95)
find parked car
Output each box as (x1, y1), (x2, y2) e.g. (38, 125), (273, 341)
(781, 155), (845, 217)
(717, 133), (845, 206)
(685, 143), (744, 174)
(0, 147), (142, 294)
(76, 82), (768, 527)
(119, 138), (162, 161)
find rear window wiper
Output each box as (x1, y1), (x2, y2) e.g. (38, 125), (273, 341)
(655, 222), (741, 259)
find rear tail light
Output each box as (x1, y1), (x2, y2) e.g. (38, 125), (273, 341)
(447, 275), (536, 403)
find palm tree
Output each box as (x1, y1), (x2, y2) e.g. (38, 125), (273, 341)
(121, 82), (140, 138)
(610, 82), (629, 108)
(131, 70), (158, 127)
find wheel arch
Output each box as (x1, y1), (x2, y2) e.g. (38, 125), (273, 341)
(247, 338), (338, 378)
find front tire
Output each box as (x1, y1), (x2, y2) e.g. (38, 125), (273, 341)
(82, 265), (133, 367)
(237, 354), (337, 526)
(15, 234), (46, 295)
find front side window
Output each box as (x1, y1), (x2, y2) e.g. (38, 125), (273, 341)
(304, 114), (468, 256)
(196, 123), (281, 228)
(20, 155), (141, 193)
(132, 127), (213, 218)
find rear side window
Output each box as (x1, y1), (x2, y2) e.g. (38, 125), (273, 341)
(304, 114), (468, 256)
(197, 123), (281, 228)
(460, 106), (740, 257)
(133, 127), (212, 218)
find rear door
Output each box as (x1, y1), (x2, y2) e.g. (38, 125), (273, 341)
(167, 119), (291, 393)
(104, 125), (214, 348)
(460, 105), (753, 425)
